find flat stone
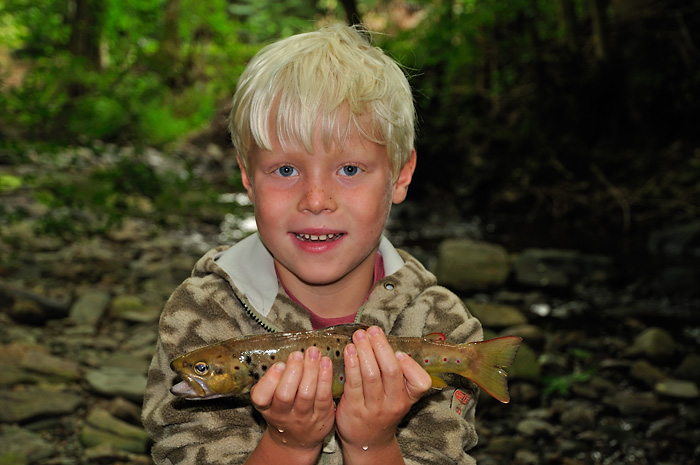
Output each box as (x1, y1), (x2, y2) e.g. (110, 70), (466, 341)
(626, 327), (677, 360)
(0, 389), (84, 423)
(436, 239), (510, 291)
(70, 289), (111, 326)
(79, 408), (150, 454)
(0, 343), (82, 386)
(86, 366), (148, 402)
(508, 343), (541, 381)
(0, 426), (55, 464)
(465, 300), (528, 328)
(655, 379), (700, 399)
(630, 359), (669, 387)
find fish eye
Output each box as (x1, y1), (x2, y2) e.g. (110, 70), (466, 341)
(193, 362), (209, 375)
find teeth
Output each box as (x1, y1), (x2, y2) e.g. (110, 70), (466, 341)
(296, 233), (341, 242)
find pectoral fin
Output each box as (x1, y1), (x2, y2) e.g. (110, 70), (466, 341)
(430, 375), (448, 389)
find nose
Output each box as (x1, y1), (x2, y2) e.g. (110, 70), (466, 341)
(298, 177), (337, 214)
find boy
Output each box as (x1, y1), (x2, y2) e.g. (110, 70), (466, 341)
(142, 23), (483, 465)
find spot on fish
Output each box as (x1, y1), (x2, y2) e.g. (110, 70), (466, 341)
(443, 357), (448, 362)
(246, 356), (252, 364)
(335, 350), (341, 357)
(253, 373), (260, 380)
(424, 358), (430, 364)
(270, 355), (275, 360)
(339, 375), (345, 383)
(261, 365), (268, 371)
(234, 366), (240, 370)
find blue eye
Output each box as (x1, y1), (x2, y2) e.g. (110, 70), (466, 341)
(339, 165), (361, 177)
(275, 166), (298, 177)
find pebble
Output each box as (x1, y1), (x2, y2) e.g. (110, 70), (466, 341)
(0, 388), (84, 423)
(655, 379), (700, 399)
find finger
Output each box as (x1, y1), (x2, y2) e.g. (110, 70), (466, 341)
(316, 356), (334, 405)
(396, 351), (433, 402)
(352, 329), (383, 403)
(294, 346), (321, 414)
(366, 326), (404, 395)
(250, 362), (286, 410)
(341, 343), (364, 404)
(273, 351), (304, 406)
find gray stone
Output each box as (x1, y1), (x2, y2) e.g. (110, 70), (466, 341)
(86, 366), (148, 402)
(673, 353), (700, 383)
(435, 239), (510, 291)
(626, 327), (677, 360)
(0, 389), (83, 423)
(512, 248), (612, 289)
(70, 289), (111, 326)
(109, 295), (160, 323)
(0, 426), (55, 464)
(0, 343), (82, 386)
(655, 379), (700, 399)
(516, 418), (555, 437)
(79, 408), (150, 454)
(630, 359), (669, 387)
(464, 300), (528, 328)
(508, 343), (541, 381)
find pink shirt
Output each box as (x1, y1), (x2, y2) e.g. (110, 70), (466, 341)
(278, 253), (386, 329)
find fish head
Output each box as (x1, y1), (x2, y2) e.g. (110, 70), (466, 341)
(169, 346), (254, 400)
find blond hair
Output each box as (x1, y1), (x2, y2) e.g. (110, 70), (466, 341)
(229, 23), (415, 180)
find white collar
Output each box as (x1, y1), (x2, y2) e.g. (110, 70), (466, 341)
(214, 233), (404, 317)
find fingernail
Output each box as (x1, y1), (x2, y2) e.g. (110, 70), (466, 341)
(368, 326), (382, 336)
(308, 347), (320, 360)
(346, 344), (357, 356)
(274, 362), (286, 372)
(354, 330), (366, 341)
(292, 351), (303, 361)
(321, 357), (331, 369)
(395, 351), (407, 361)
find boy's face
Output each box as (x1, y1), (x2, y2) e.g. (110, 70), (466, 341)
(239, 118), (415, 291)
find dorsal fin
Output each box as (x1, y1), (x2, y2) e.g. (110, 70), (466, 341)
(423, 332), (446, 342)
(321, 323), (370, 337)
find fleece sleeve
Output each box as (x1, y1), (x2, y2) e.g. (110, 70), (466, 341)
(141, 277), (266, 465)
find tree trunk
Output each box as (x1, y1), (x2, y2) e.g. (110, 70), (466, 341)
(68, 0), (104, 69)
(339, 0), (362, 26)
(153, 0), (182, 83)
(588, 0), (610, 60)
(556, 0), (577, 51)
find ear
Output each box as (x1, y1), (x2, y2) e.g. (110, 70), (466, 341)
(237, 155), (255, 202)
(392, 149), (417, 204)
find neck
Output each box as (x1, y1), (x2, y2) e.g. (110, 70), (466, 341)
(276, 250), (378, 319)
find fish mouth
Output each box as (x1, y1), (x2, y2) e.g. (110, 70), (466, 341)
(170, 375), (223, 400)
(294, 232), (344, 242)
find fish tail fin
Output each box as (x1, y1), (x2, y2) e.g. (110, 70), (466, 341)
(460, 336), (522, 403)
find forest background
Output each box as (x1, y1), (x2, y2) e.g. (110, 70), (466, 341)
(1, 0), (698, 256)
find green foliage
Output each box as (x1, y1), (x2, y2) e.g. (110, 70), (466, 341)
(542, 368), (595, 397)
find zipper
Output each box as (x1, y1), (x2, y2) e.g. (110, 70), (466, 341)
(238, 295), (280, 333)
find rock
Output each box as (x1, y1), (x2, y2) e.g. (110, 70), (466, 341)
(0, 342), (82, 386)
(0, 388), (83, 423)
(8, 299), (45, 326)
(559, 403), (596, 430)
(107, 218), (153, 242)
(500, 324), (546, 347)
(630, 359), (669, 387)
(0, 426), (55, 464)
(604, 391), (674, 417)
(655, 379), (700, 399)
(109, 295), (160, 323)
(514, 449), (539, 465)
(516, 418), (555, 437)
(508, 343), (541, 381)
(435, 239), (510, 291)
(674, 353), (700, 383)
(85, 366), (148, 402)
(626, 327), (677, 360)
(79, 408), (150, 454)
(464, 300), (528, 328)
(70, 289), (111, 326)
(648, 221), (700, 259)
(511, 248), (612, 289)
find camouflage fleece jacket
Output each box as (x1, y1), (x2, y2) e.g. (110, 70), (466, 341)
(142, 233), (483, 465)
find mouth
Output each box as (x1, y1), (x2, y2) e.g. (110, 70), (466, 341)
(294, 233), (344, 242)
(170, 375), (222, 400)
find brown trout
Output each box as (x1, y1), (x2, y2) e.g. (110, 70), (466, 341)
(170, 324), (522, 403)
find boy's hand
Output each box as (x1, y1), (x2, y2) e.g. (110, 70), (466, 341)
(335, 326), (432, 454)
(249, 347), (336, 451)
